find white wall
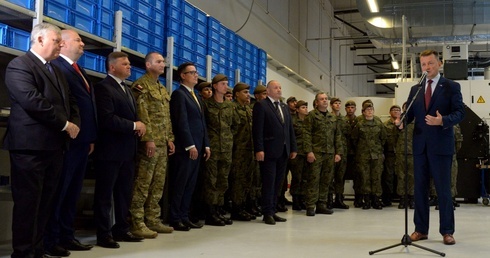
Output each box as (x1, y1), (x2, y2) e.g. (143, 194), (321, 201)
(187, 0), (376, 102)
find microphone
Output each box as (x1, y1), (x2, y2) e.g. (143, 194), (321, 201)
(417, 71), (428, 86)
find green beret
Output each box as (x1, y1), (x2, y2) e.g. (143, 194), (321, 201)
(233, 82), (250, 95)
(330, 97), (340, 105)
(254, 85), (266, 94)
(296, 100), (308, 109)
(195, 81), (211, 91)
(212, 74), (228, 84)
(287, 96), (297, 103)
(345, 100), (356, 107)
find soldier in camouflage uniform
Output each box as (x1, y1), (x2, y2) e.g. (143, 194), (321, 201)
(130, 52), (175, 238)
(290, 100), (309, 210)
(202, 74), (235, 226)
(229, 83), (257, 221)
(304, 92), (343, 216)
(352, 102), (387, 209)
(329, 97), (350, 209)
(343, 100), (361, 207)
(395, 102), (415, 209)
(382, 105), (401, 207)
(196, 81), (212, 100)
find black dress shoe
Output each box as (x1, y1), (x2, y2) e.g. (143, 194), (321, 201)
(169, 222), (190, 231)
(183, 220), (203, 229)
(113, 232), (144, 242)
(45, 245), (70, 257)
(272, 214), (287, 222)
(262, 215), (276, 225)
(205, 215), (226, 226)
(60, 239), (93, 251)
(97, 236), (120, 249)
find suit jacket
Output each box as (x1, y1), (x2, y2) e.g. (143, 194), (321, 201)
(93, 75), (138, 161)
(3, 51), (80, 151)
(51, 57), (97, 145)
(252, 98), (297, 159)
(406, 76), (465, 156)
(169, 85), (209, 153)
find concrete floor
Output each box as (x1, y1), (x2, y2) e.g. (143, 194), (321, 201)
(1, 199), (489, 258)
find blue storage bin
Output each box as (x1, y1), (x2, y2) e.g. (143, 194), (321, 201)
(196, 9), (207, 24)
(98, 0), (114, 10)
(99, 56), (107, 73)
(196, 64), (206, 77)
(167, 6), (181, 21)
(167, 0), (183, 9)
(6, 0), (35, 10)
(74, 0), (97, 17)
(99, 7), (114, 26)
(208, 29), (220, 42)
(114, 2), (133, 21)
(153, 36), (164, 50)
(181, 26), (194, 40)
(72, 12), (97, 34)
(195, 42), (206, 55)
(78, 51), (99, 71)
(134, 27), (152, 43)
(195, 22), (207, 36)
(208, 49), (220, 58)
(154, 9), (165, 24)
(166, 18), (181, 34)
(134, 13), (151, 28)
(133, 1), (153, 16)
(97, 23), (114, 41)
(181, 36), (193, 51)
(195, 54), (206, 68)
(208, 39), (220, 52)
(44, 0), (71, 23)
(121, 33), (132, 48)
(183, 2), (195, 17)
(155, 0), (165, 10)
(195, 32), (206, 45)
(178, 47), (194, 63)
(8, 27), (30, 51)
(115, 0), (132, 8)
(207, 17), (220, 32)
(182, 14), (195, 28)
(0, 23), (7, 46)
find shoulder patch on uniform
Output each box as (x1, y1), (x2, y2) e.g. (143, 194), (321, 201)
(132, 84), (144, 92)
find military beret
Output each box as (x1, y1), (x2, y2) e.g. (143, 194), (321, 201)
(390, 105), (401, 111)
(345, 100), (356, 107)
(233, 82), (250, 95)
(254, 85), (267, 94)
(226, 87), (233, 94)
(362, 102), (373, 111)
(330, 97), (341, 105)
(287, 96), (297, 103)
(296, 100), (308, 109)
(212, 74), (228, 84)
(362, 99), (373, 107)
(195, 81), (211, 91)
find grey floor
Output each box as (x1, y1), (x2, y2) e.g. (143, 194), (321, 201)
(1, 199), (489, 258)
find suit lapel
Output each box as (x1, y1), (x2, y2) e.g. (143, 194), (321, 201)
(108, 77), (135, 113)
(180, 85), (202, 113)
(266, 98), (284, 125)
(28, 52), (65, 99)
(428, 77), (446, 111)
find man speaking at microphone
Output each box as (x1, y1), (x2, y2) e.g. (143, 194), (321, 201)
(402, 49), (464, 245)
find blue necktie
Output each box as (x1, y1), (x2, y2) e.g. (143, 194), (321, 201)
(45, 62), (54, 76)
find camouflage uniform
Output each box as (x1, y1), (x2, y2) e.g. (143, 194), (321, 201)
(304, 109), (343, 209)
(395, 122), (415, 197)
(344, 116), (359, 197)
(130, 73), (174, 227)
(383, 119), (400, 203)
(352, 116), (386, 204)
(331, 114), (349, 196)
(229, 102), (255, 207)
(202, 98), (235, 206)
(290, 113), (307, 197)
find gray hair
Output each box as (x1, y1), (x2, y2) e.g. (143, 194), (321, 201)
(30, 23), (60, 45)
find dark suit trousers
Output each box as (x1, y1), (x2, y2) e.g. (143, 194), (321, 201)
(93, 159), (135, 238)
(45, 143), (90, 248)
(259, 146), (288, 216)
(413, 151), (454, 235)
(10, 149), (63, 258)
(169, 152), (201, 223)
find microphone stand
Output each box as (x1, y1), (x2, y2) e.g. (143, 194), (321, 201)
(369, 79), (445, 257)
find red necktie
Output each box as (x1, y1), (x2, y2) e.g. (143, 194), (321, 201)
(72, 63), (90, 93)
(425, 79), (433, 111)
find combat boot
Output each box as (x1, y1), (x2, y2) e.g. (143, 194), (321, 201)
(315, 202), (334, 215)
(231, 205), (252, 221)
(398, 196), (407, 209)
(326, 194), (334, 210)
(292, 195), (302, 211)
(362, 195), (371, 210)
(354, 194), (364, 208)
(428, 195), (438, 206)
(276, 196), (288, 212)
(205, 205), (226, 226)
(131, 222), (158, 239)
(306, 207), (315, 216)
(333, 194), (349, 209)
(372, 195), (383, 210)
(147, 221), (174, 234)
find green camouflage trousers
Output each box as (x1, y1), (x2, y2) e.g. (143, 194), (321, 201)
(289, 154), (307, 196)
(130, 143), (168, 225)
(203, 151), (232, 206)
(229, 150), (255, 205)
(357, 157), (383, 196)
(304, 153), (335, 208)
(395, 154), (414, 196)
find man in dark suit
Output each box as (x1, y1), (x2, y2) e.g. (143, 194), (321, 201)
(404, 49), (464, 245)
(44, 29), (97, 255)
(93, 52), (146, 248)
(3, 23), (80, 258)
(252, 80), (297, 225)
(169, 62), (210, 231)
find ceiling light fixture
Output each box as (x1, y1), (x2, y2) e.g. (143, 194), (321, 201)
(367, 0), (379, 13)
(391, 53), (399, 70)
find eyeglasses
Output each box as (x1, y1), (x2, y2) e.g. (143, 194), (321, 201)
(184, 71), (199, 75)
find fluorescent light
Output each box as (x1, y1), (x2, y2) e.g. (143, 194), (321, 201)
(367, 0), (379, 13)
(391, 54), (399, 70)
